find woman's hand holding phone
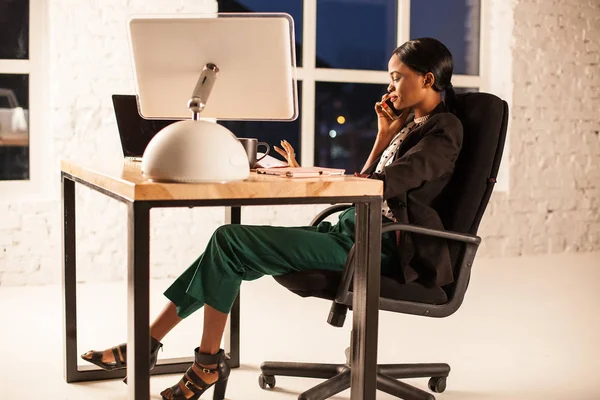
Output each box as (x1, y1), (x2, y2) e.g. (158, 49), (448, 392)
(375, 94), (410, 143)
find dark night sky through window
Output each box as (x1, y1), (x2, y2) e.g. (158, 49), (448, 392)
(217, 0), (480, 171)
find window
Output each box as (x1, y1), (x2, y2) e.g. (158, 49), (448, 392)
(219, 0), (488, 174)
(410, 0), (481, 76)
(0, 0), (30, 180)
(314, 82), (381, 171)
(0, 0), (46, 198)
(218, 0), (304, 67)
(220, 83), (303, 161)
(316, 0), (397, 71)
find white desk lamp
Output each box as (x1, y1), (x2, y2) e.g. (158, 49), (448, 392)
(127, 14), (298, 183)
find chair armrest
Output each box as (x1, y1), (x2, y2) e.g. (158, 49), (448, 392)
(310, 204), (353, 226)
(381, 222), (481, 245)
(333, 222), (481, 320)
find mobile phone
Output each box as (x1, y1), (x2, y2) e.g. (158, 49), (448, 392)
(381, 96), (404, 120)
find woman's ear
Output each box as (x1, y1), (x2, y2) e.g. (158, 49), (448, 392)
(423, 72), (435, 89)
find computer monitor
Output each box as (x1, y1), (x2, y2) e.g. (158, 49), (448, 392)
(127, 13), (298, 121)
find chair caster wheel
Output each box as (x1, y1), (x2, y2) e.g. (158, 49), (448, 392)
(428, 376), (447, 393)
(258, 374), (276, 389)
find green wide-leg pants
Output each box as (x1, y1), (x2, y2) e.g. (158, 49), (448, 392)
(164, 208), (397, 317)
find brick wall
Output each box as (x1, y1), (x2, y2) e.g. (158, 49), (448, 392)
(477, 0), (600, 256)
(0, 0), (598, 286)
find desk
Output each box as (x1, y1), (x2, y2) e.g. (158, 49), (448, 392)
(61, 160), (383, 400)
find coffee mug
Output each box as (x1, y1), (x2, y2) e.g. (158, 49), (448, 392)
(238, 138), (271, 168)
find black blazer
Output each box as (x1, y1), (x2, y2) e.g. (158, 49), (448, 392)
(364, 102), (463, 287)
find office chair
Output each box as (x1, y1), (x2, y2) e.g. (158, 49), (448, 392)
(259, 92), (509, 400)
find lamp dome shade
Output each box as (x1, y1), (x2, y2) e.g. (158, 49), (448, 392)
(141, 120), (250, 183)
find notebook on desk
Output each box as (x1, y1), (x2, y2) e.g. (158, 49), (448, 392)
(254, 153), (288, 169)
(256, 167), (345, 178)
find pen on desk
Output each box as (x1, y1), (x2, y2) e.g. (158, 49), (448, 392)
(284, 171), (345, 178)
(285, 171), (321, 178)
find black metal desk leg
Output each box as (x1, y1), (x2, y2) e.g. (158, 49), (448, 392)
(62, 174), (78, 383)
(224, 206), (241, 368)
(127, 202), (151, 400)
(351, 201), (381, 400)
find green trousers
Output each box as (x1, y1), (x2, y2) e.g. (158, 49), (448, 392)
(164, 208), (397, 317)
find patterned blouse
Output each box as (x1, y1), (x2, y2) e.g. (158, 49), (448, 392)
(374, 115), (430, 220)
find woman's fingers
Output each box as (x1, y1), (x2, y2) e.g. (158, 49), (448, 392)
(281, 140), (295, 155)
(275, 145), (296, 167)
(283, 141), (300, 167)
(375, 102), (389, 119)
(278, 141), (291, 157)
(274, 146), (287, 158)
(276, 140), (300, 167)
(274, 146), (290, 162)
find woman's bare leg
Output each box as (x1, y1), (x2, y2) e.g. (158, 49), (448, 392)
(163, 305), (230, 399)
(150, 301), (183, 341)
(199, 304), (228, 355)
(81, 301), (182, 363)
(185, 304), (229, 388)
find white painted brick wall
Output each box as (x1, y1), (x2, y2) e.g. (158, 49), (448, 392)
(477, 0), (600, 257)
(0, 0), (598, 286)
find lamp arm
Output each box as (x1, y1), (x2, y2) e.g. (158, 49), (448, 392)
(187, 63), (219, 120)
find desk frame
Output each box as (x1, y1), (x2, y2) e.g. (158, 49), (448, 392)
(62, 171), (381, 400)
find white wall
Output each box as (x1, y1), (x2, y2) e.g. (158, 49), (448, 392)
(0, 0), (598, 286)
(477, 0), (600, 256)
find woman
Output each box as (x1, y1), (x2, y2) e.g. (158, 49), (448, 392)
(82, 37), (463, 400)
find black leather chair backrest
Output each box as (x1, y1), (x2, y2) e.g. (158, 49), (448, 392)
(433, 93), (508, 272)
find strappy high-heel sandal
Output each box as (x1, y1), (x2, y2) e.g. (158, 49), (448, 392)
(160, 348), (230, 400)
(81, 336), (163, 372)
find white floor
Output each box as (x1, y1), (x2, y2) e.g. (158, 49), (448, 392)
(0, 252), (599, 400)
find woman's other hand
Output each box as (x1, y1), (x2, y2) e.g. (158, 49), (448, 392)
(274, 140), (300, 168)
(375, 94), (410, 142)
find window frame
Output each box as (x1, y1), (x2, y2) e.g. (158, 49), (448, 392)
(297, 0), (503, 189)
(0, 0), (50, 200)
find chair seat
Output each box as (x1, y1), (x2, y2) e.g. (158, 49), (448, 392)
(273, 270), (448, 305)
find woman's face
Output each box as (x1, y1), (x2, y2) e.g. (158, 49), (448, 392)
(386, 55), (428, 110)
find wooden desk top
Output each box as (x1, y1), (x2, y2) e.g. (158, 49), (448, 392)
(61, 160), (383, 202)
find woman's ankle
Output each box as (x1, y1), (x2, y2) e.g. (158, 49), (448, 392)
(198, 346), (220, 355)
